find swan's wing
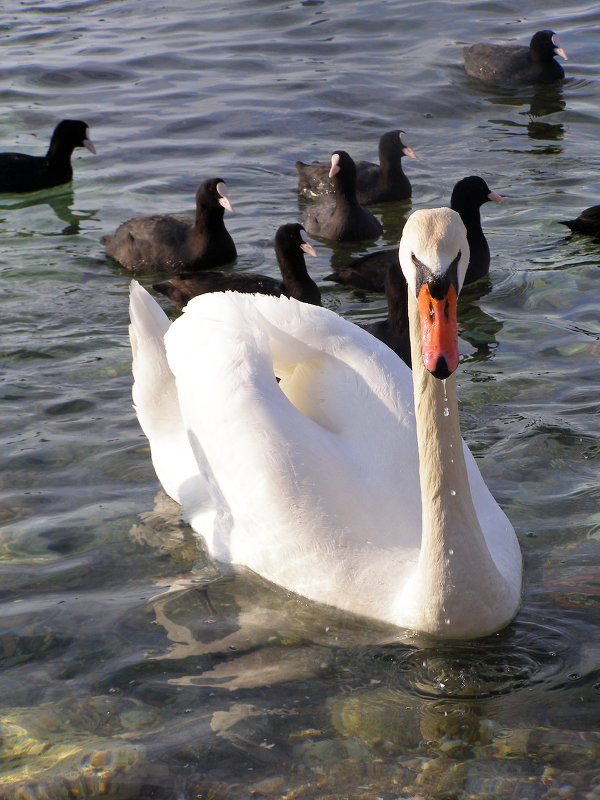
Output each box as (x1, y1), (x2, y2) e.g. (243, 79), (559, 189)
(463, 444), (521, 583)
(164, 292), (423, 568)
(129, 281), (214, 527)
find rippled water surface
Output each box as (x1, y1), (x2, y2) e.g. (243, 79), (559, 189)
(1, 1), (599, 798)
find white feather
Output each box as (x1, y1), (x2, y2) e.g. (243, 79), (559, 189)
(129, 208), (522, 639)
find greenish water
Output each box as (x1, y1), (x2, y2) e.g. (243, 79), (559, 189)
(0, 1), (599, 797)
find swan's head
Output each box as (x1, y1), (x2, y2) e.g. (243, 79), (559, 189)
(399, 207), (469, 380)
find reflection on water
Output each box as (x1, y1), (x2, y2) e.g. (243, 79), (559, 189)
(526, 120), (564, 142)
(0, 185), (97, 235)
(475, 82), (567, 150)
(473, 80), (566, 118)
(458, 278), (504, 363)
(527, 83), (566, 119)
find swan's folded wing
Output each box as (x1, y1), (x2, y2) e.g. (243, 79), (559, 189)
(165, 292), (423, 564)
(129, 281), (214, 526)
(174, 291), (417, 464)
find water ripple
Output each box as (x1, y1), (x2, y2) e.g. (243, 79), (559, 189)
(367, 618), (571, 700)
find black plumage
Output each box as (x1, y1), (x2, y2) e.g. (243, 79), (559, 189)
(0, 119), (95, 193)
(326, 176), (501, 292)
(560, 205), (600, 238)
(302, 151), (383, 242)
(463, 30), (567, 83)
(102, 178), (236, 273)
(153, 223), (320, 309)
(361, 259), (411, 367)
(296, 130), (417, 205)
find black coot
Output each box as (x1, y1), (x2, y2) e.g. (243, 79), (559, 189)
(361, 259), (411, 367)
(153, 223), (321, 309)
(302, 151), (383, 242)
(326, 175), (501, 292)
(560, 205), (600, 238)
(297, 130), (417, 204)
(102, 178), (236, 273)
(463, 30), (567, 83)
(0, 119), (95, 192)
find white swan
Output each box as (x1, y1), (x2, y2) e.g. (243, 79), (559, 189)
(129, 207), (522, 639)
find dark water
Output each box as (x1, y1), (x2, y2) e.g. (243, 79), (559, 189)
(1, 1), (599, 797)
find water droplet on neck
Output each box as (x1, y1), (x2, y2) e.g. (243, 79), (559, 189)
(450, 489), (456, 496)
(442, 378), (447, 401)
(443, 407), (449, 417)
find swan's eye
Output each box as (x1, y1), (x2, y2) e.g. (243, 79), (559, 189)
(411, 253), (420, 267)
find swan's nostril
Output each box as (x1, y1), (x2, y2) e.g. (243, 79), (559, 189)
(430, 356), (452, 380)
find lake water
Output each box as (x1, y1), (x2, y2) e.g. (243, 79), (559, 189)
(1, 0), (599, 797)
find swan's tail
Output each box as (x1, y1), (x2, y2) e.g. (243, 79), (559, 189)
(129, 280), (213, 522)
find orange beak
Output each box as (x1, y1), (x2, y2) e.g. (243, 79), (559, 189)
(417, 283), (459, 378)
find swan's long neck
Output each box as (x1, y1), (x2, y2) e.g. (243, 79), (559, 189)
(403, 290), (512, 637)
